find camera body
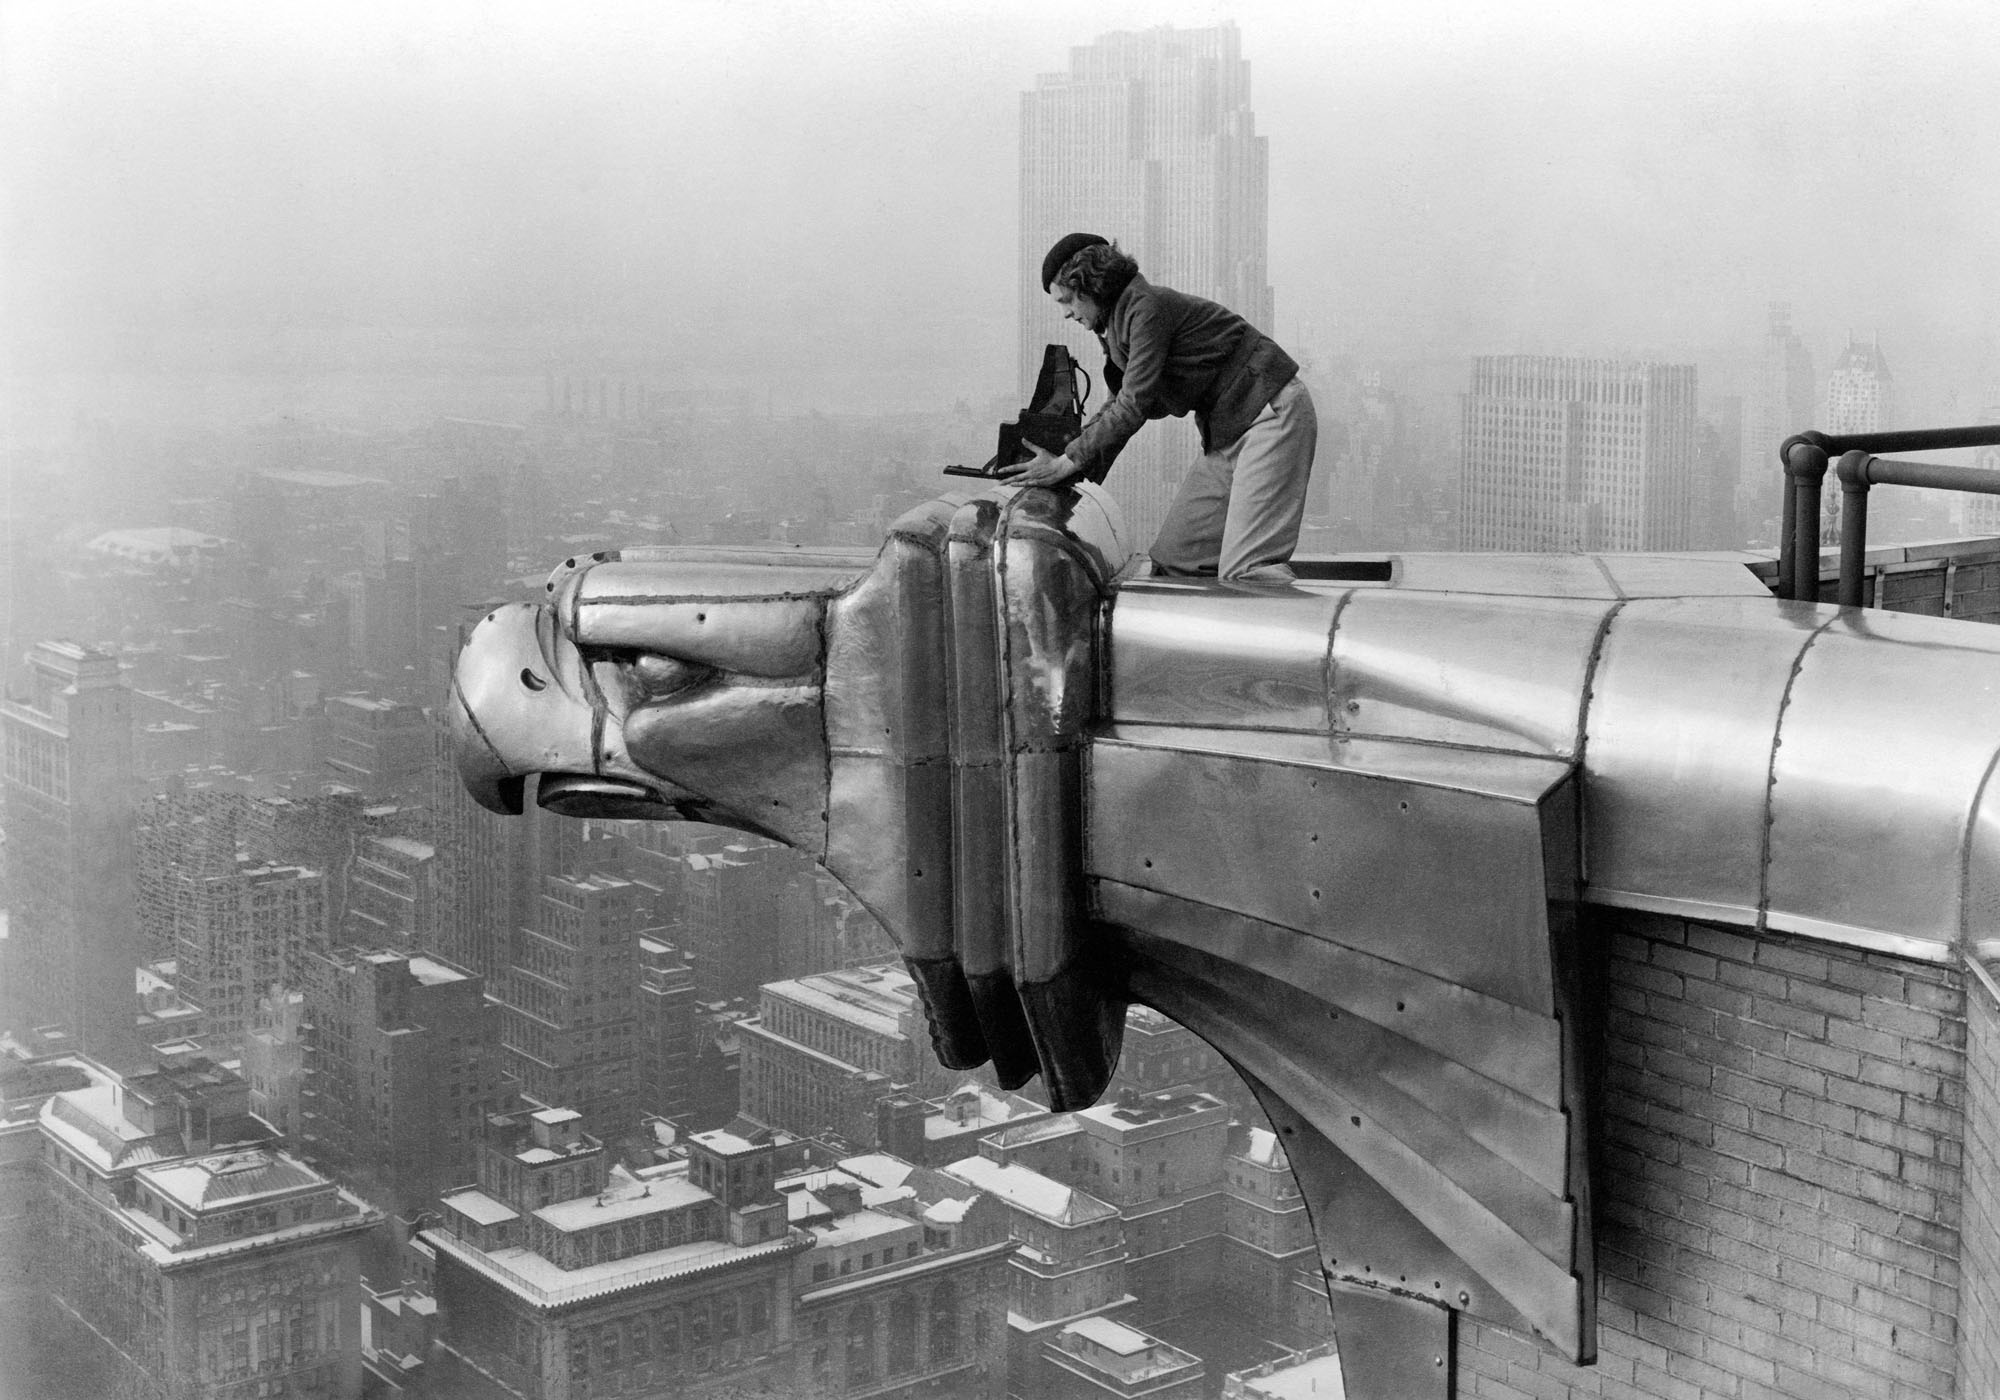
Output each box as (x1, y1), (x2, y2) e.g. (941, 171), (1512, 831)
(944, 345), (1088, 480)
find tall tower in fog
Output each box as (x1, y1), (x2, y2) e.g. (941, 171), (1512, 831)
(1459, 356), (1698, 552)
(1020, 23), (1272, 546)
(1737, 303), (1817, 544)
(0, 641), (140, 1065)
(1823, 334), (1894, 436)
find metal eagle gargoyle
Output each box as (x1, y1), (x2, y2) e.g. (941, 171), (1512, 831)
(448, 482), (2000, 1397)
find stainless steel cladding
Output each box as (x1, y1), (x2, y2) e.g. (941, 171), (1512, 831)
(448, 487), (2000, 1382)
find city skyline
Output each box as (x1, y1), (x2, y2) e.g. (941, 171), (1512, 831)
(5, 1), (1998, 428)
(7, 7), (2000, 1399)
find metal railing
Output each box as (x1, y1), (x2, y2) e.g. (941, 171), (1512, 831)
(1777, 425), (2000, 605)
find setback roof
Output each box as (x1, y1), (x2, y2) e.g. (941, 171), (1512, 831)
(142, 1150), (323, 1211)
(942, 1157), (1117, 1227)
(534, 1178), (708, 1232)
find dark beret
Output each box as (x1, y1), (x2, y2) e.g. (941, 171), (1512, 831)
(1041, 232), (1109, 291)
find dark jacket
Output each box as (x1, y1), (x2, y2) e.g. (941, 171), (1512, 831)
(1063, 275), (1299, 482)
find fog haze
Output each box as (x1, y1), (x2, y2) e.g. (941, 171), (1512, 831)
(6, 0), (1999, 420)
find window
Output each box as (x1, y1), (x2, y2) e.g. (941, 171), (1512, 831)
(846, 1304), (875, 1385)
(888, 1294), (918, 1374)
(928, 1282), (959, 1364)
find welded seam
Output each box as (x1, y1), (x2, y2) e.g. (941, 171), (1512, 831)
(1758, 612), (1842, 929)
(1955, 738), (2000, 952)
(1569, 600), (1626, 892)
(1319, 587), (1360, 738)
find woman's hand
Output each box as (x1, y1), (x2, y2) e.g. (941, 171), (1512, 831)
(998, 442), (1079, 488)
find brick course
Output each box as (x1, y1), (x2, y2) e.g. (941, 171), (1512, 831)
(1457, 911), (1968, 1400)
(1957, 962), (2000, 1398)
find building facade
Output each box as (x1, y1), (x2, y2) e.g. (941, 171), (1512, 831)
(299, 949), (504, 1220)
(1737, 301), (1817, 542)
(636, 935), (697, 1124)
(427, 1113), (807, 1399)
(494, 871), (658, 1140)
(37, 1058), (380, 1399)
(1459, 355), (1699, 553)
(738, 963), (958, 1149)
(784, 1156), (1013, 1398)
(0, 640), (141, 1067)
(982, 1089), (1231, 1327)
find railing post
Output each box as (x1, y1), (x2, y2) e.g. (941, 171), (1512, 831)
(1784, 440), (1830, 603)
(1836, 451), (1873, 608)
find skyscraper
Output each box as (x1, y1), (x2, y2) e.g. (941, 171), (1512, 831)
(1458, 356), (1698, 553)
(1738, 302), (1817, 542)
(1020, 24), (1273, 548)
(495, 871), (656, 1140)
(0, 641), (140, 1066)
(1823, 333), (1894, 435)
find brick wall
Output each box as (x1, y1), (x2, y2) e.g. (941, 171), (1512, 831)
(1959, 963), (2000, 1398)
(1458, 911), (1968, 1400)
(1750, 540), (2000, 622)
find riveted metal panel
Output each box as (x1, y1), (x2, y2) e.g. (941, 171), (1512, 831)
(1009, 750), (1085, 983)
(1329, 592), (1613, 757)
(566, 560), (865, 599)
(569, 594), (828, 678)
(450, 602), (603, 810)
(1132, 964), (1586, 1357)
(1090, 727), (1570, 1012)
(825, 529), (952, 756)
(1768, 608), (2000, 956)
(1237, 1067), (1538, 1338)
(1135, 933), (1572, 1227)
(824, 755), (951, 954)
(623, 681), (828, 854)
(947, 497), (1007, 988)
(1096, 881), (1563, 1108)
(998, 530), (1103, 739)
(1583, 597), (1821, 921)
(1324, 1282), (1455, 1400)
(1107, 585), (1343, 732)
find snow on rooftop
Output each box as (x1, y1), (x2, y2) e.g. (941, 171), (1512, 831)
(371, 835), (436, 861)
(1064, 1316), (1152, 1355)
(534, 1177), (708, 1232)
(406, 956), (465, 987)
(441, 1189), (520, 1227)
(838, 1154), (916, 1190)
(1233, 1125), (1287, 1170)
(808, 1209), (916, 1250)
(942, 1156), (1116, 1226)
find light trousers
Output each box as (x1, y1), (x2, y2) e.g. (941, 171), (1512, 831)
(1149, 376), (1318, 580)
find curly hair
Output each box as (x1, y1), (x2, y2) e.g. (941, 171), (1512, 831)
(1052, 241), (1140, 308)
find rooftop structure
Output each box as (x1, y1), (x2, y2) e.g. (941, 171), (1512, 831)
(38, 1059), (379, 1398)
(425, 1103), (806, 1396)
(1044, 1315), (1205, 1398)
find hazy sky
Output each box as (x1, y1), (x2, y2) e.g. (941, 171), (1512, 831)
(5, 0), (1998, 414)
